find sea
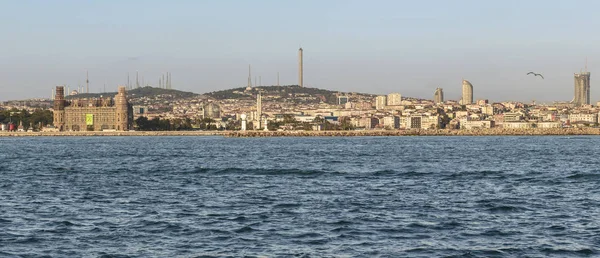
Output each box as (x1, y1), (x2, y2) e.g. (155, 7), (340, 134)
(0, 136), (599, 257)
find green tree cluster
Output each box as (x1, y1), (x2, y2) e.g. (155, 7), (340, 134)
(0, 108), (53, 130)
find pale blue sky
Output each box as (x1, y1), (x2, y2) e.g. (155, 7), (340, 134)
(1, 0), (600, 102)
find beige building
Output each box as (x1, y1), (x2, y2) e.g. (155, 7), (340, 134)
(537, 122), (562, 128)
(406, 115), (440, 129)
(387, 93), (402, 106)
(568, 113), (597, 124)
(53, 86), (132, 131)
(461, 120), (495, 129)
(503, 122), (533, 129)
(203, 102), (221, 119)
(375, 95), (387, 110)
(381, 116), (400, 129)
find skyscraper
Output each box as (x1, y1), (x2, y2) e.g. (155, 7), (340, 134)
(574, 72), (591, 106)
(461, 80), (473, 105)
(298, 48), (303, 87)
(434, 88), (444, 104)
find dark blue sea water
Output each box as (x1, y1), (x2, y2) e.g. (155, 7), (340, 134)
(1, 136), (599, 257)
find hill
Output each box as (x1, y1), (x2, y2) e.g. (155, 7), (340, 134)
(66, 86), (199, 99)
(205, 85), (375, 104)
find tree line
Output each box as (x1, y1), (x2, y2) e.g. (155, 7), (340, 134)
(0, 108), (53, 129)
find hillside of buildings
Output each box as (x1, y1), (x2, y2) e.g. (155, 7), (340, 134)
(205, 85), (376, 104)
(67, 86), (199, 100)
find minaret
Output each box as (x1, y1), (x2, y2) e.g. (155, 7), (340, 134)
(257, 93), (262, 129)
(277, 72), (280, 86)
(86, 70), (90, 93)
(298, 47), (303, 87)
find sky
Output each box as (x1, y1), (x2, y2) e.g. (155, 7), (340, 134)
(1, 0), (600, 102)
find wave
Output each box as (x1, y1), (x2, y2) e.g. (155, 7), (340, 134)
(487, 205), (528, 213)
(566, 173), (600, 180)
(186, 167), (420, 177)
(190, 167), (335, 176)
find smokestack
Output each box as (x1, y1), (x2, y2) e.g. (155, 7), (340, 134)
(298, 47), (303, 87)
(277, 72), (280, 86)
(136, 71), (139, 89)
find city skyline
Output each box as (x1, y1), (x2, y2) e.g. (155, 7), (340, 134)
(1, 0), (600, 102)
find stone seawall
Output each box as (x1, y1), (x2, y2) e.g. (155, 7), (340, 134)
(0, 131), (227, 137)
(1, 128), (599, 137)
(225, 128), (600, 137)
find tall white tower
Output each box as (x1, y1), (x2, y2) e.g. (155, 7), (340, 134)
(298, 48), (303, 87)
(241, 114), (247, 131)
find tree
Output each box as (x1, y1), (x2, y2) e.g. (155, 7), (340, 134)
(340, 117), (354, 130)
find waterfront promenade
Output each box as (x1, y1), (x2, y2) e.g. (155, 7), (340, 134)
(1, 128), (600, 137)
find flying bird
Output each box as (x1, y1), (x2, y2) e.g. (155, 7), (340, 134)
(527, 72), (544, 79)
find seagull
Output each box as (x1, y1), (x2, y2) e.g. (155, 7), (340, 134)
(527, 72), (544, 79)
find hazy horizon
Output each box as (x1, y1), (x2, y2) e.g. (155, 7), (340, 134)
(2, 0), (600, 103)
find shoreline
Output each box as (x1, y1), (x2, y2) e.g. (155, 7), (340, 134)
(0, 128), (599, 137)
(226, 128), (600, 137)
(0, 131), (227, 137)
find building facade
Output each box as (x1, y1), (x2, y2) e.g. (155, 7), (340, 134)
(375, 95), (387, 110)
(387, 93), (402, 106)
(434, 88), (444, 104)
(53, 86), (132, 131)
(203, 102), (221, 119)
(574, 72), (591, 106)
(461, 80), (473, 105)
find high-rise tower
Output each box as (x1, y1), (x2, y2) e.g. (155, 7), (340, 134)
(298, 48), (303, 87)
(461, 80), (473, 105)
(434, 88), (444, 104)
(574, 72), (591, 106)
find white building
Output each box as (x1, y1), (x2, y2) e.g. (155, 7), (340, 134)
(569, 113), (598, 124)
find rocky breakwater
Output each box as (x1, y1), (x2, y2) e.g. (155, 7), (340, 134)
(226, 128), (600, 137)
(0, 131), (227, 137)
